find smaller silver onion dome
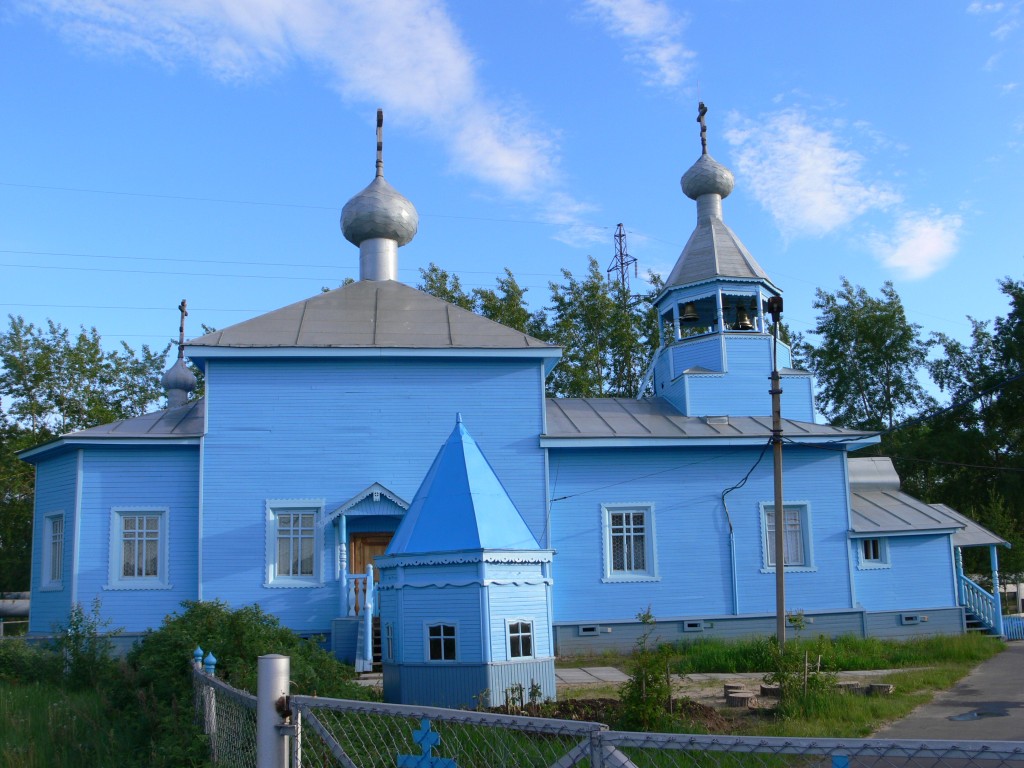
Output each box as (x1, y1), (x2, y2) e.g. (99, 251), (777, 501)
(341, 175), (419, 247)
(162, 358), (196, 409)
(681, 153), (735, 200)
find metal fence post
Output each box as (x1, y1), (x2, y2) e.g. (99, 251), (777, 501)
(257, 654), (290, 768)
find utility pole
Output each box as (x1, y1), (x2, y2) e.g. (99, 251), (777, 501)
(606, 223), (637, 295)
(767, 295), (786, 652)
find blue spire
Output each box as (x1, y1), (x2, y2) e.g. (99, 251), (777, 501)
(387, 416), (540, 554)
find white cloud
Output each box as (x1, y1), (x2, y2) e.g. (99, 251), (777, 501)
(13, 0), (590, 220)
(967, 1), (1004, 13)
(992, 19), (1020, 39)
(583, 0), (694, 88)
(724, 109), (901, 238)
(869, 211), (963, 280)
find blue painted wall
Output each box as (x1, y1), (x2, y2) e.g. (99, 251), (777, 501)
(657, 335), (812, 420)
(28, 452), (78, 634)
(548, 444), (855, 624)
(73, 446), (199, 633)
(200, 357), (547, 633)
(853, 534), (957, 611)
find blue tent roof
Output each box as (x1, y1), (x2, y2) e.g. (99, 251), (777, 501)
(387, 415), (540, 554)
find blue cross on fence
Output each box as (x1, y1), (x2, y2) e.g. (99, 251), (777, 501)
(397, 719), (457, 768)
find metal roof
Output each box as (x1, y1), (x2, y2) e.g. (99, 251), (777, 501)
(56, 399), (203, 439)
(186, 280), (554, 352)
(665, 216), (773, 288)
(387, 416), (540, 554)
(544, 397), (863, 441)
(848, 457), (1007, 547)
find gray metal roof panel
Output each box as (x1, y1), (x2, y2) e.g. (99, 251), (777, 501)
(932, 503), (1009, 548)
(850, 490), (952, 534)
(665, 218), (771, 288)
(544, 397), (863, 440)
(187, 280), (554, 351)
(65, 399), (206, 438)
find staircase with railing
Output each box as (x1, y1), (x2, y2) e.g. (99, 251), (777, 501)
(960, 574), (1003, 636)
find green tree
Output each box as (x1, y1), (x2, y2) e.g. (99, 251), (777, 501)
(800, 279), (932, 431)
(541, 257), (657, 398)
(417, 263), (474, 310)
(472, 268), (534, 333)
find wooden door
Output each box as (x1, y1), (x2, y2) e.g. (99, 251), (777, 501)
(349, 533), (392, 577)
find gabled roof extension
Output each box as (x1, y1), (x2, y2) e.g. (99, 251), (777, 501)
(848, 457), (1008, 547)
(19, 399), (205, 462)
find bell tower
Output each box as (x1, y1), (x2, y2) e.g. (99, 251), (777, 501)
(649, 104), (813, 420)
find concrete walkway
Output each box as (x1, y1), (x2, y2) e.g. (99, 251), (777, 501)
(873, 640), (1024, 742)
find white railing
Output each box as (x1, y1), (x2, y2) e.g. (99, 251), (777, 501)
(961, 574), (997, 631)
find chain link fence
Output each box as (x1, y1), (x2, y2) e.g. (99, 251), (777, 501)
(194, 663), (1024, 768)
(193, 666), (258, 768)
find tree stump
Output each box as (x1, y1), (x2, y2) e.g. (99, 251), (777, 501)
(723, 683), (746, 696)
(835, 681), (862, 694)
(725, 691), (757, 708)
(760, 683), (782, 698)
(868, 683), (895, 696)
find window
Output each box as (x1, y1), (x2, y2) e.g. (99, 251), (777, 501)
(265, 499), (324, 587)
(761, 503), (814, 572)
(601, 504), (658, 582)
(857, 537), (890, 569)
(385, 623), (394, 661)
(508, 620), (534, 658)
(427, 624), (456, 661)
(41, 513), (64, 589)
(107, 508), (169, 589)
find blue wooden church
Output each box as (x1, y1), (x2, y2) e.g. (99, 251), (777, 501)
(22, 108), (1007, 708)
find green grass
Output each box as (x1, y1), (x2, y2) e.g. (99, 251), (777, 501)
(670, 632), (1002, 674)
(558, 633), (1005, 738)
(0, 681), (135, 768)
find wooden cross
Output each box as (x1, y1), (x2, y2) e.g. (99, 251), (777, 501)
(177, 299), (188, 360)
(697, 101), (708, 154)
(376, 108), (384, 177)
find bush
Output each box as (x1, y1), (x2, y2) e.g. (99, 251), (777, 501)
(0, 637), (62, 684)
(49, 598), (121, 690)
(619, 608), (675, 731)
(763, 636), (838, 718)
(119, 600), (373, 767)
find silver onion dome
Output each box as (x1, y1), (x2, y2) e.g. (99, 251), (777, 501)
(681, 153), (735, 200)
(161, 358), (196, 409)
(340, 110), (418, 281)
(341, 175), (419, 247)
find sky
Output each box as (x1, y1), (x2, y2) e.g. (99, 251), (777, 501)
(1, 1), (1022, 382)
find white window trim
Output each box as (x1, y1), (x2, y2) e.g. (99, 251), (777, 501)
(106, 506), (171, 590)
(41, 511), (65, 591)
(506, 618), (536, 660)
(264, 498), (325, 588)
(759, 501), (816, 574)
(855, 536), (891, 570)
(601, 503), (659, 583)
(424, 621), (458, 663)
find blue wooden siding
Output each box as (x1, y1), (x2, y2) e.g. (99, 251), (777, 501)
(548, 445), (855, 625)
(28, 452), (78, 634)
(394, 587), (483, 663)
(383, 662), (489, 709)
(486, 583), (552, 660)
(853, 534), (956, 611)
(486, 659), (557, 704)
(201, 357), (547, 633)
(659, 336), (811, 419)
(73, 446), (200, 633)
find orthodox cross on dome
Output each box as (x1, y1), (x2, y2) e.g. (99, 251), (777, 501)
(176, 299), (188, 361)
(697, 101), (708, 154)
(376, 108), (384, 178)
